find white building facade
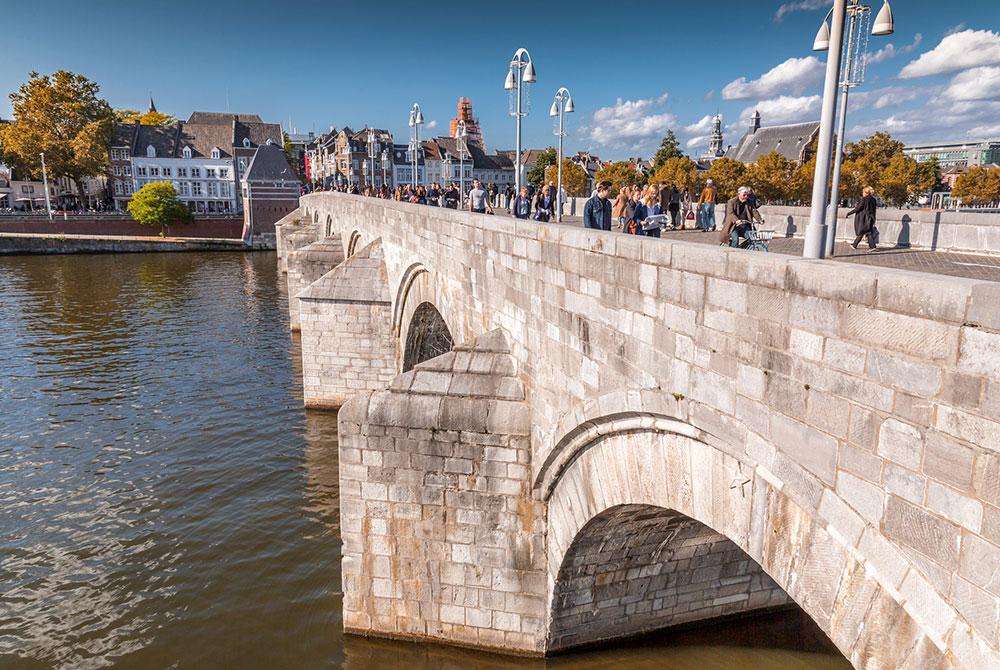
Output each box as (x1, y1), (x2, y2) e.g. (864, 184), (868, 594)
(132, 145), (238, 213)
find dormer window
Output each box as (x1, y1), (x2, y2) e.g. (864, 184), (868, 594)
(146, 144), (156, 158)
(211, 147), (221, 159)
(243, 138), (251, 148)
(182, 146), (192, 159)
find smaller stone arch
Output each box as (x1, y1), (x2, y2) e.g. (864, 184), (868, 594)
(347, 231), (362, 257)
(313, 210), (319, 224)
(402, 302), (454, 372)
(325, 214), (333, 238)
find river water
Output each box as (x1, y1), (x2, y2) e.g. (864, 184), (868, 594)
(0, 252), (850, 669)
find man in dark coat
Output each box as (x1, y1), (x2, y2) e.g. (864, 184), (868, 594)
(583, 181), (612, 230)
(846, 186), (879, 251)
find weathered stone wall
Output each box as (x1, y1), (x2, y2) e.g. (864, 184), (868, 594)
(286, 236), (344, 331)
(548, 504), (788, 651)
(296, 193), (1000, 667)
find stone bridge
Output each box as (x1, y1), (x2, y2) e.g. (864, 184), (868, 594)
(277, 192), (1000, 668)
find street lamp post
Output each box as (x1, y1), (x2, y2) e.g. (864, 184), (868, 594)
(456, 119), (468, 206)
(815, 0), (894, 256)
(504, 48), (536, 194)
(802, 0), (849, 259)
(550, 87), (575, 222)
(367, 128), (378, 188)
(40, 152), (53, 221)
(381, 149), (389, 189)
(408, 103), (424, 189)
(443, 154), (452, 196)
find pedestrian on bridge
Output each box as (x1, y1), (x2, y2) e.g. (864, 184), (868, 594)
(847, 186), (880, 252)
(612, 187), (628, 230)
(512, 187), (532, 220)
(698, 179), (718, 232)
(583, 181), (612, 230)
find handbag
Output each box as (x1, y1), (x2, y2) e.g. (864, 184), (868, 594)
(685, 211), (695, 220)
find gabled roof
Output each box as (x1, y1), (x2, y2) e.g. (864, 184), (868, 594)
(111, 122), (139, 148)
(135, 122), (182, 158)
(234, 119), (282, 150)
(244, 143), (297, 182)
(177, 122), (233, 158)
(726, 121), (820, 163)
(187, 111), (263, 124)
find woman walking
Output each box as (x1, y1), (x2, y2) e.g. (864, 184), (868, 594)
(534, 185), (556, 222)
(846, 186), (879, 251)
(612, 187), (628, 230)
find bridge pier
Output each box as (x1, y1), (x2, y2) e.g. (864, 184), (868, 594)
(297, 239), (397, 409)
(275, 209), (320, 275)
(337, 329), (549, 653)
(286, 236), (345, 331)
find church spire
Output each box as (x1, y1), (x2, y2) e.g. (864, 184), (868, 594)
(148, 94), (157, 114)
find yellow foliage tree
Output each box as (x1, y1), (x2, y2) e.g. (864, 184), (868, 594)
(543, 159), (589, 197)
(594, 161), (646, 197)
(649, 156), (700, 191)
(953, 166), (1000, 205)
(705, 157), (748, 201)
(748, 152), (793, 203)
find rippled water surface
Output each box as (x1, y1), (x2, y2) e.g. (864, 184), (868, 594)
(0, 252), (850, 669)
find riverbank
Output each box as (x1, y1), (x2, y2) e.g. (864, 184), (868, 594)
(0, 232), (274, 255)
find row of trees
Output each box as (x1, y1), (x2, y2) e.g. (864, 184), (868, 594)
(591, 131), (938, 207)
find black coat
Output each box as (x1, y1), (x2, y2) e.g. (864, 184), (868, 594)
(846, 195), (877, 236)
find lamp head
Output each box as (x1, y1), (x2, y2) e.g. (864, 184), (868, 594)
(565, 96), (575, 114)
(415, 110), (424, 125)
(813, 18), (831, 51)
(549, 100), (559, 117)
(408, 111), (415, 127)
(504, 68), (516, 90)
(872, 0), (894, 36)
(523, 60), (536, 83)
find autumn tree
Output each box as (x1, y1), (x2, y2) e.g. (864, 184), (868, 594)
(651, 130), (684, 172)
(127, 182), (193, 232)
(543, 159), (589, 197)
(705, 157), (748, 201)
(0, 71), (114, 201)
(649, 156), (699, 191)
(526, 148), (557, 188)
(594, 161), (647, 196)
(747, 152), (794, 203)
(114, 108), (176, 125)
(953, 166), (1000, 206)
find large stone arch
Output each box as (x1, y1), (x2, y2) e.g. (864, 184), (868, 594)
(392, 262), (462, 374)
(543, 409), (952, 669)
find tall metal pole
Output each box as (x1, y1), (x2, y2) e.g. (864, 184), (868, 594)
(825, 1), (859, 257)
(458, 120), (466, 207)
(556, 106), (564, 222)
(515, 67), (523, 194)
(802, 0), (848, 259)
(40, 152), (52, 221)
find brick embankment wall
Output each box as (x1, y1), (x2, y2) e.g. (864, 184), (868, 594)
(0, 215), (245, 239)
(0, 234), (247, 255)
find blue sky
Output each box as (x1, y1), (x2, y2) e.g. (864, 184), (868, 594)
(2, 0), (999, 160)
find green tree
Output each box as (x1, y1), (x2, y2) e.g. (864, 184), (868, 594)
(748, 152), (794, 203)
(706, 157), (748, 201)
(127, 182), (193, 233)
(543, 159), (589, 197)
(526, 147), (558, 188)
(651, 130), (684, 172)
(649, 156), (699, 191)
(594, 161), (647, 196)
(0, 71), (114, 201)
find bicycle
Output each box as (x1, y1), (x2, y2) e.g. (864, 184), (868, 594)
(728, 220), (774, 252)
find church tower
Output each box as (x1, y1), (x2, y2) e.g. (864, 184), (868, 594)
(709, 114), (724, 157)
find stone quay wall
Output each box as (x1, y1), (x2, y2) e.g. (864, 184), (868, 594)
(0, 214), (245, 239)
(291, 192), (1000, 667)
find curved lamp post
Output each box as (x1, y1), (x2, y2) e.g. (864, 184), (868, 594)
(814, 0), (894, 256)
(456, 119), (468, 205)
(550, 87), (574, 222)
(804, 0), (893, 258)
(408, 103), (424, 188)
(367, 128), (379, 188)
(381, 148), (389, 189)
(505, 48), (536, 193)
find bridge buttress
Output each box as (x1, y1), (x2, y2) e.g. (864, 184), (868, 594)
(286, 236), (345, 332)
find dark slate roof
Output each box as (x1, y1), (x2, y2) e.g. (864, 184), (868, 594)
(111, 122), (139, 148)
(178, 122), (233, 158)
(234, 119), (282, 149)
(187, 111), (263, 124)
(135, 122), (182, 158)
(245, 144), (297, 182)
(392, 143), (423, 166)
(726, 121), (820, 163)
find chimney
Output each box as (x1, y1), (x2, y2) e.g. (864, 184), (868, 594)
(750, 110), (761, 134)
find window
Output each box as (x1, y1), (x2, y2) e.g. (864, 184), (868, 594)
(111, 149), (120, 160)
(219, 168), (228, 179)
(177, 167), (187, 177)
(112, 166), (122, 176)
(191, 168), (201, 177)
(192, 182), (203, 196)
(208, 182), (218, 196)
(123, 165), (132, 177)
(238, 158), (247, 172)
(211, 147), (221, 159)
(243, 138), (251, 148)
(221, 183), (231, 197)
(162, 167), (172, 177)
(206, 168), (216, 178)
(179, 182), (190, 196)
(150, 166), (160, 177)
(122, 149), (130, 159)
(125, 183), (134, 195)
(114, 182), (123, 195)
(136, 166), (147, 177)
(146, 144), (156, 158)
(183, 146), (192, 159)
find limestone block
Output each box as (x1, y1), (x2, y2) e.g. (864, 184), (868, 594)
(877, 418), (924, 470)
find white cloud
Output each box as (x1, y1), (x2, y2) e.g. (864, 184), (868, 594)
(945, 22), (966, 37)
(686, 135), (710, 150)
(740, 95), (822, 126)
(867, 33), (923, 65)
(588, 94), (676, 147)
(425, 120), (438, 130)
(969, 121), (1000, 137)
(722, 57), (825, 100)
(943, 66), (1000, 102)
(848, 86), (925, 112)
(773, 0), (829, 23)
(848, 100), (1000, 143)
(683, 115), (716, 135)
(899, 29), (1000, 79)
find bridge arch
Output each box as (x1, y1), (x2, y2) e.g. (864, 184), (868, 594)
(325, 214), (333, 238)
(543, 407), (950, 669)
(402, 302), (454, 372)
(312, 209), (319, 224)
(347, 231), (362, 257)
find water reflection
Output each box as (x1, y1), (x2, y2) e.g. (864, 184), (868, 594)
(0, 252), (848, 669)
